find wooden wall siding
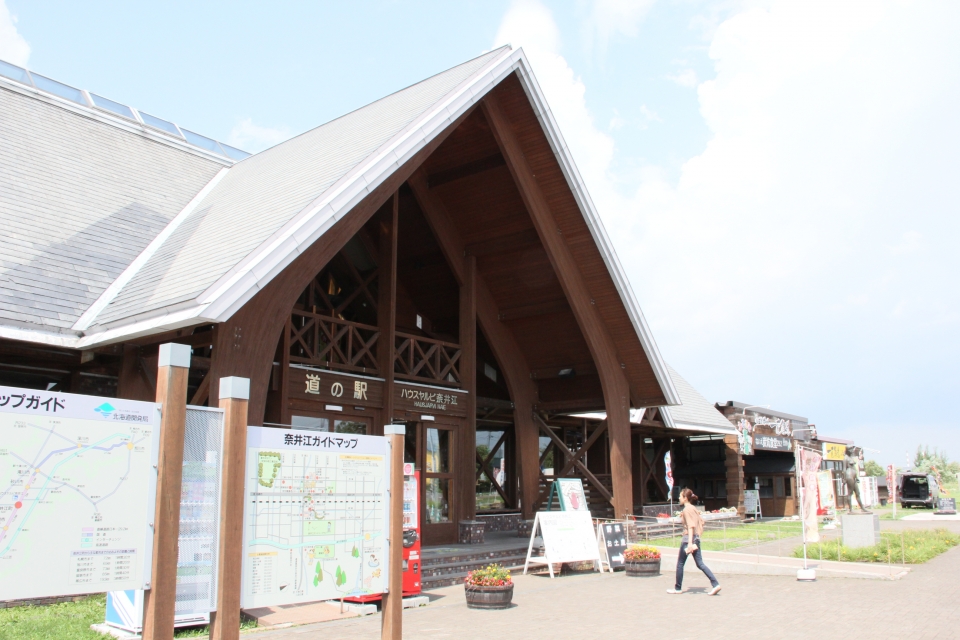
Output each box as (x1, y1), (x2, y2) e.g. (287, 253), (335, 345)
(489, 75), (667, 407)
(482, 91), (634, 517)
(458, 255), (478, 519)
(205, 105), (480, 423)
(377, 195), (398, 437)
(407, 169), (541, 518)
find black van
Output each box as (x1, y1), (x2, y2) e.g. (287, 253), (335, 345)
(898, 473), (940, 509)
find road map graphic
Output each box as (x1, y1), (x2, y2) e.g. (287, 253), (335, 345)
(241, 426), (388, 608)
(0, 386), (159, 601)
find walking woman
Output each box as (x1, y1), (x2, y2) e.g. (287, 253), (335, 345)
(666, 488), (721, 595)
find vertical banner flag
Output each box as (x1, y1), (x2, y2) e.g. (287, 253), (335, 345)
(800, 448), (822, 543)
(664, 451), (673, 499)
(887, 465), (896, 504)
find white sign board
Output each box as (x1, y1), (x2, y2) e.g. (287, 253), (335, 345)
(744, 490), (761, 517)
(241, 426), (389, 608)
(0, 386), (160, 601)
(524, 511), (601, 578)
(556, 478), (589, 512)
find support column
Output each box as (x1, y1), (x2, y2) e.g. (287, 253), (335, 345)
(210, 377), (250, 640)
(382, 424), (405, 640)
(482, 93), (634, 518)
(377, 194), (399, 435)
(724, 435), (745, 517)
(459, 255), (477, 519)
(142, 343), (190, 640)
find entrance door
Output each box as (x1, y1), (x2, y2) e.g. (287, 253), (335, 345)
(403, 421), (456, 545)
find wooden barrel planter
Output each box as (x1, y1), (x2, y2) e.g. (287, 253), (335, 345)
(625, 559), (661, 577)
(464, 583), (514, 609)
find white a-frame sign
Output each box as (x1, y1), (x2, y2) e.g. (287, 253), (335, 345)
(524, 511), (603, 578)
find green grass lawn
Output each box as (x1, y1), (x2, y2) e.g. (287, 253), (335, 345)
(794, 528), (960, 564)
(0, 595), (106, 640)
(654, 520), (804, 551)
(0, 595), (257, 640)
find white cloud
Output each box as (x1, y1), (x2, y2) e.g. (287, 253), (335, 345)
(585, 0), (657, 50)
(667, 68), (699, 87)
(0, 0), (30, 66)
(226, 118), (292, 153)
(493, 0), (960, 461)
(493, 0), (615, 205)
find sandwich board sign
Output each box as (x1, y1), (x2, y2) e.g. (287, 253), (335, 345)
(597, 522), (628, 570)
(744, 489), (762, 518)
(524, 510), (601, 578)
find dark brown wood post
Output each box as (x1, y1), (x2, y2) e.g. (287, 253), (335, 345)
(210, 376), (250, 640)
(141, 343), (190, 640)
(382, 424), (405, 640)
(459, 254), (477, 519)
(377, 193), (399, 435)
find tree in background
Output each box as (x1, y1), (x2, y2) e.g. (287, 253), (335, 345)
(914, 446), (960, 476)
(864, 460), (885, 477)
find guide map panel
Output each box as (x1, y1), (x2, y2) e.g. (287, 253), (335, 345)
(0, 386), (159, 601)
(241, 426), (389, 608)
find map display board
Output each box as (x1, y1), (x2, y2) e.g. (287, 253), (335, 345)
(0, 386), (159, 601)
(241, 426), (389, 608)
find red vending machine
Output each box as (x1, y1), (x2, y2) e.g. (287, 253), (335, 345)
(402, 466), (422, 595)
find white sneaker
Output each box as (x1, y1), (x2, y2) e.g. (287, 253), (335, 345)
(666, 588), (682, 594)
(708, 585), (722, 596)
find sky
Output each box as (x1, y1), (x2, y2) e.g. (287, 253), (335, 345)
(2, 0), (958, 467)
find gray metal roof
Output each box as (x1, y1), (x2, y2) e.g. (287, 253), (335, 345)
(661, 365), (736, 434)
(0, 83), (225, 336)
(716, 400), (808, 424)
(93, 48), (508, 327)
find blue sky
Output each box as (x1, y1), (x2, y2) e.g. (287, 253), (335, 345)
(3, 1), (959, 467)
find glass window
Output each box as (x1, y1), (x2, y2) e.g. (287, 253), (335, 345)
(704, 480), (714, 498)
(538, 435), (554, 475)
(425, 428), (449, 474)
(425, 478), (451, 523)
(29, 73), (85, 105)
(403, 424), (417, 465)
(0, 60), (30, 84)
(138, 111), (182, 136)
(717, 482), (727, 499)
(90, 93), (135, 119)
(784, 477), (793, 497)
(291, 415), (329, 432)
(759, 477), (774, 498)
(220, 143), (252, 161)
(476, 430), (507, 511)
(334, 420), (366, 434)
(775, 477), (785, 498)
(182, 128), (226, 154)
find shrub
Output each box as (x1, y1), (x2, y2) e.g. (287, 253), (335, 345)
(465, 563), (513, 587)
(623, 545), (661, 561)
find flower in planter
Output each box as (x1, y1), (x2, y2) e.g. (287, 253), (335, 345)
(465, 563), (513, 587)
(623, 545), (661, 562)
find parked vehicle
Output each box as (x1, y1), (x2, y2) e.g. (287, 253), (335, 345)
(898, 473), (940, 509)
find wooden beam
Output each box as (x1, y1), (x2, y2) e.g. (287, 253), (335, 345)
(209, 377), (250, 640)
(381, 425), (405, 640)
(498, 298), (569, 322)
(533, 414), (613, 504)
(408, 168), (541, 518)
(464, 228), (540, 258)
(427, 152), (505, 188)
(377, 195), (398, 436)
(142, 344), (189, 640)
(529, 361), (597, 380)
(482, 92), (633, 518)
(189, 373), (211, 406)
(459, 254), (477, 519)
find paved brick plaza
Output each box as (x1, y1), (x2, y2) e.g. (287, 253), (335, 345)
(255, 544), (960, 640)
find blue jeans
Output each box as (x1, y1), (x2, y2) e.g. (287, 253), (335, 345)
(676, 537), (719, 590)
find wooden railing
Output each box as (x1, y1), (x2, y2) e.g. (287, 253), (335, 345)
(289, 310), (380, 375)
(394, 332), (462, 387)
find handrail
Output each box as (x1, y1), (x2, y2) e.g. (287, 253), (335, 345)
(394, 331), (462, 387)
(289, 310), (379, 375)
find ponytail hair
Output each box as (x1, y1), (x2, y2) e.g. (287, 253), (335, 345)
(680, 487), (698, 504)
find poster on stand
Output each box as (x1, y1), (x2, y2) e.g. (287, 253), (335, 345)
(816, 470), (836, 515)
(556, 478), (589, 512)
